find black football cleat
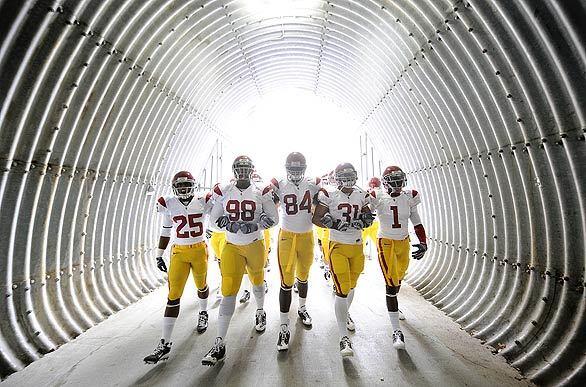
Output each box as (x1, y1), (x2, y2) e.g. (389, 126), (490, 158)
(197, 311), (208, 333)
(202, 338), (226, 366)
(144, 339), (171, 364)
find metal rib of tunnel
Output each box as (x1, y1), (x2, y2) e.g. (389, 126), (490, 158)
(0, 0), (584, 384)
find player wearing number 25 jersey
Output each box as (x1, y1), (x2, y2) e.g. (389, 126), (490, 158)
(313, 163), (374, 358)
(369, 165), (427, 351)
(202, 155), (278, 366)
(270, 152), (321, 351)
(144, 171), (212, 365)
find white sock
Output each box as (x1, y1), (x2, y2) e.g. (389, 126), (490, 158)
(162, 317), (176, 343)
(299, 297), (307, 310)
(218, 295), (236, 339)
(389, 311), (401, 331)
(280, 312), (290, 326)
(199, 296), (208, 312)
(334, 296), (349, 338)
(347, 288), (355, 309)
(252, 284), (265, 309)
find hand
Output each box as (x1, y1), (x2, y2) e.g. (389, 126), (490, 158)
(360, 212), (375, 226)
(321, 213), (334, 228)
(156, 256), (167, 272)
(239, 222), (259, 234)
(259, 213), (275, 229)
(334, 220), (350, 232)
(205, 229), (213, 239)
(226, 221), (241, 233)
(216, 215), (230, 229)
(412, 243), (427, 260)
(350, 219), (366, 230)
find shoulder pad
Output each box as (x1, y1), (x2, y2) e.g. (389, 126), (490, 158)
(315, 177), (321, 185)
(262, 185), (272, 195)
(369, 190), (377, 198)
(157, 196), (167, 208)
(411, 190), (418, 197)
(205, 192), (212, 203)
(270, 178), (279, 189)
(213, 183), (223, 196)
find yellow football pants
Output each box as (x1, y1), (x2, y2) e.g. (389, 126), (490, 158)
(220, 239), (266, 296)
(328, 242), (365, 296)
(376, 237), (411, 287)
(210, 231), (226, 259)
(277, 229), (314, 287)
(316, 227), (331, 265)
(168, 242), (208, 300)
(361, 221), (379, 246)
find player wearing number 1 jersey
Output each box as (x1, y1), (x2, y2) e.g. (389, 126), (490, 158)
(270, 152), (321, 351)
(369, 165), (427, 350)
(144, 171), (212, 364)
(202, 155), (278, 366)
(312, 163), (374, 357)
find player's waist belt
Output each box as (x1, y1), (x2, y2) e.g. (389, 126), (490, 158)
(172, 241), (206, 249)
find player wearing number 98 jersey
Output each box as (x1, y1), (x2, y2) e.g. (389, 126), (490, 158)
(312, 163), (374, 357)
(144, 171), (212, 365)
(369, 165), (427, 351)
(270, 152), (321, 351)
(202, 155), (278, 366)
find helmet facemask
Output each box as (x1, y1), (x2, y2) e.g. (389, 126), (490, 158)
(382, 170), (406, 192)
(173, 178), (196, 199)
(335, 169), (357, 188)
(286, 163), (306, 185)
(233, 158), (254, 182)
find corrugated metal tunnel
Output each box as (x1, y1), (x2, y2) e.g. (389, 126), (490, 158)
(0, 0), (584, 385)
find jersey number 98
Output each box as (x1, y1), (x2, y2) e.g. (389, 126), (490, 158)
(226, 199), (256, 221)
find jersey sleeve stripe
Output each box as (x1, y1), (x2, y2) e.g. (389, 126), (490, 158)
(157, 196), (166, 207)
(270, 178), (279, 189)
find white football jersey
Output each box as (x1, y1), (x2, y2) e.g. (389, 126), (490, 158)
(157, 194), (212, 245)
(317, 187), (370, 245)
(271, 177), (321, 233)
(210, 182), (278, 246)
(369, 189), (421, 240)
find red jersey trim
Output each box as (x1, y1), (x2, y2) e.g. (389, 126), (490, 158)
(157, 197), (166, 207)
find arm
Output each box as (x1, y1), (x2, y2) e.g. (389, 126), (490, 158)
(312, 203), (330, 228)
(409, 191), (427, 259)
(259, 186), (279, 229)
(155, 197), (173, 272)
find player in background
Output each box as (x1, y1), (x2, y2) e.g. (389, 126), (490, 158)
(369, 166), (427, 349)
(270, 152), (321, 351)
(202, 156), (278, 366)
(362, 177), (382, 259)
(144, 171), (212, 364)
(312, 163), (374, 357)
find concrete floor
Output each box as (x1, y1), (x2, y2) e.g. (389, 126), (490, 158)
(2, 246), (530, 387)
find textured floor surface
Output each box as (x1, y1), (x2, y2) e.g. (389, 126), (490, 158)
(2, 245), (531, 387)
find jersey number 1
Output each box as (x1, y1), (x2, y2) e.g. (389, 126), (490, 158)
(390, 205), (401, 228)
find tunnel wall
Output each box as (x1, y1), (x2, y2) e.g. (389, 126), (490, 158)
(0, 0), (584, 385)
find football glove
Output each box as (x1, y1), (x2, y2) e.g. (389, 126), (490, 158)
(350, 219), (366, 230)
(239, 222), (259, 234)
(226, 221), (241, 233)
(155, 256), (167, 272)
(360, 212), (376, 227)
(321, 213), (335, 228)
(259, 213), (275, 229)
(412, 243), (427, 260)
(205, 229), (213, 239)
(216, 215), (230, 229)
(333, 219), (350, 232)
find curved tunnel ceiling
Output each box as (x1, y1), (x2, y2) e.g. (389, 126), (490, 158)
(0, 0), (584, 384)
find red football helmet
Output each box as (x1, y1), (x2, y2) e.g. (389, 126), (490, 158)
(172, 171), (196, 199)
(285, 152), (307, 184)
(368, 177), (381, 189)
(334, 163), (357, 188)
(232, 155), (254, 181)
(382, 165), (406, 191)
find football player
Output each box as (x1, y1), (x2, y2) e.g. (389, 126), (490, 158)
(144, 171), (212, 364)
(312, 163), (374, 357)
(270, 152), (321, 351)
(202, 155), (278, 366)
(369, 165), (427, 350)
(362, 177), (382, 257)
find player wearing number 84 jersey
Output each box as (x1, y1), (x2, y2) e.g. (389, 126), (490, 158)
(144, 171), (212, 365)
(270, 152), (321, 351)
